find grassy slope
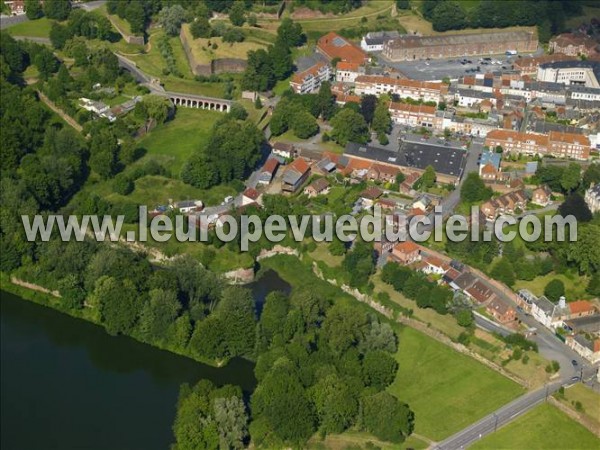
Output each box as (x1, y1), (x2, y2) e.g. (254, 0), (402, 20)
(137, 107), (220, 174)
(556, 383), (600, 426)
(471, 403), (600, 450)
(389, 325), (524, 441)
(514, 272), (591, 301)
(5, 18), (54, 37)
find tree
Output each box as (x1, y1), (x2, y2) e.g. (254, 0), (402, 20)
(241, 49), (273, 92)
(460, 172), (492, 203)
(251, 361), (315, 446)
(50, 23), (72, 50)
(43, 0), (71, 20)
(396, 0), (410, 9)
(455, 309), (473, 328)
(89, 128), (119, 179)
(372, 100), (391, 136)
(322, 303), (368, 355)
(583, 164), (600, 189)
(112, 173), (134, 195)
(316, 81), (336, 120)
(311, 374), (358, 435)
(560, 163), (581, 193)
(125, 1), (146, 34)
(544, 279), (565, 302)
(431, 1), (467, 31)
(292, 110), (319, 139)
(361, 392), (414, 443)
(558, 192), (592, 222)
(358, 319), (397, 353)
(490, 258), (515, 287)
(362, 350), (398, 389)
(190, 17), (211, 38)
(158, 4), (187, 36)
(330, 108), (369, 146)
(93, 277), (141, 335)
(138, 289), (181, 342)
(25, 0), (43, 19)
(276, 18), (304, 47)
(566, 224), (600, 275)
(223, 27), (244, 43)
(419, 165), (436, 189)
(342, 241), (374, 288)
(229, 102), (248, 120)
(360, 94), (377, 125)
(587, 272), (600, 297)
(213, 396), (248, 450)
(33, 47), (59, 80)
(228, 1), (246, 27)
(268, 40), (292, 80)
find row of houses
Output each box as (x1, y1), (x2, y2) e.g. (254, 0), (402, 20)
(516, 290), (600, 364)
(389, 242), (519, 325)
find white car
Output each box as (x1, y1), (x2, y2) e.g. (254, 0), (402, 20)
(224, 196), (234, 203)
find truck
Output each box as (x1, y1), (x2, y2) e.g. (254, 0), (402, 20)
(505, 50), (518, 56)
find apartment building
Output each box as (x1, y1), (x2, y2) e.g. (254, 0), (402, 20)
(485, 129), (590, 160)
(335, 61), (364, 83)
(290, 62), (332, 94)
(537, 61), (600, 89)
(354, 76), (446, 104)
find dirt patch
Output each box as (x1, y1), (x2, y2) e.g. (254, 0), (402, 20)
(290, 7), (337, 20)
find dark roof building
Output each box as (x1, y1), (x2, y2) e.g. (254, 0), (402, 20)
(344, 140), (466, 179)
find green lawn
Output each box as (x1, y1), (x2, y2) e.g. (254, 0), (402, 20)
(514, 272), (591, 301)
(5, 18), (54, 38)
(471, 403), (600, 450)
(389, 325), (524, 441)
(137, 107), (221, 174)
(556, 383), (600, 427)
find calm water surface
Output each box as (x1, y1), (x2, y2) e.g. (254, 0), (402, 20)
(1, 270), (290, 450)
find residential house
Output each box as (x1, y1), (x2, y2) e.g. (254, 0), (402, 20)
(258, 158), (280, 185)
(531, 185), (552, 206)
(399, 172), (420, 195)
(335, 61), (364, 83)
(360, 186), (383, 207)
(480, 162), (501, 182)
(317, 32), (370, 65)
(452, 272), (477, 292)
(391, 241), (422, 265)
(282, 158), (311, 193)
(367, 163), (399, 183)
(442, 268), (462, 287)
(486, 298), (517, 324)
(565, 335), (600, 364)
(378, 198), (398, 212)
(420, 256), (448, 275)
(314, 157), (337, 175)
(530, 295), (559, 329)
(242, 187), (262, 206)
(584, 183), (600, 213)
(304, 178), (330, 198)
(412, 195), (432, 212)
(388, 102), (439, 129)
(479, 151), (501, 179)
(290, 62), (332, 94)
(272, 142), (296, 159)
(464, 280), (495, 304)
(175, 200), (203, 213)
(567, 300), (597, 319)
(480, 190), (528, 220)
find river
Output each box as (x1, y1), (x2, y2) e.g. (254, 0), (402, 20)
(0, 269), (290, 450)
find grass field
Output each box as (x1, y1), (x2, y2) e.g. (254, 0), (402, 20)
(471, 403), (600, 450)
(556, 383), (600, 427)
(137, 108), (220, 174)
(389, 325), (524, 441)
(5, 18), (54, 38)
(308, 431), (428, 450)
(181, 24), (265, 65)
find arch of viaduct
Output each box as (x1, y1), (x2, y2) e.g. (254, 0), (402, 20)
(167, 93), (232, 112)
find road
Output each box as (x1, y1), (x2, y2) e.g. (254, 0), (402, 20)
(1, 1), (105, 29)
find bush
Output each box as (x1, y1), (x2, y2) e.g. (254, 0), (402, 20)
(112, 174), (134, 195)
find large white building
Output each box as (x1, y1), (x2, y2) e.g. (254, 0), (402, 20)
(354, 76), (447, 104)
(537, 61), (600, 89)
(360, 31), (401, 52)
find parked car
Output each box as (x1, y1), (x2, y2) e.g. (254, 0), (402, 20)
(571, 359), (578, 366)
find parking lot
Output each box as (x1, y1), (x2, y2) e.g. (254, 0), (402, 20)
(375, 50), (542, 81)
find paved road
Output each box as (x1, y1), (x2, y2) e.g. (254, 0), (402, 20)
(473, 312), (513, 337)
(1, 1), (105, 29)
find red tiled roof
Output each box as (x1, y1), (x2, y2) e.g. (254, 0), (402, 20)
(394, 241), (420, 254)
(317, 32), (369, 65)
(262, 158), (279, 175)
(292, 62), (328, 85)
(243, 187), (260, 200)
(548, 131), (590, 147)
(389, 101), (437, 115)
(287, 158), (310, 176)
(336, 61), (361, 71)
(569, 300), (596, 315)
(361, 186), (383, 200)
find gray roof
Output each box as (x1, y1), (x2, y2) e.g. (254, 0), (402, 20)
(565, 314), (600, 333)
(363, 31), (401, 46)
(454, 272), (477, 290)
(456, 88), (495, 100)
(533, 295), (556, 315)
(283, 170), (302, 185)
(344, 140), (466, 178)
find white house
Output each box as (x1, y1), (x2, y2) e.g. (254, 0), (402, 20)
(360, 31), (401, 52)
(585, 183), (600, 213)
(174, 200), (203, 213)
